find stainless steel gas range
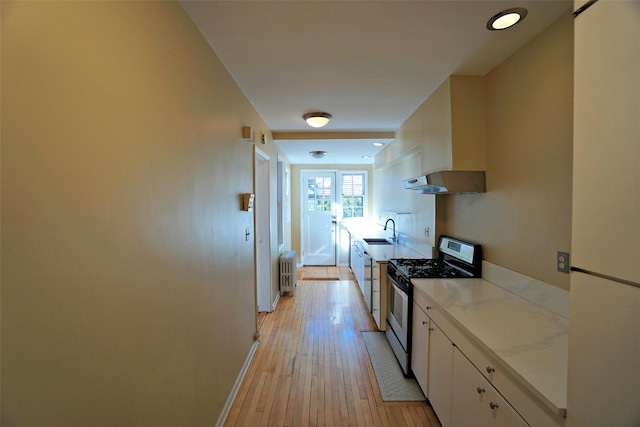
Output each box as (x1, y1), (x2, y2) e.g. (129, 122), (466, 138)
(385, 235), (482, 376)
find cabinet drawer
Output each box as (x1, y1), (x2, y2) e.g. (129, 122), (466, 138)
(413, 287), (461, 344)
(372, 263), (380, 291)
(455, 332), (564, 427)
(413, 287), (430, 312)
(452, 348), (529, 427)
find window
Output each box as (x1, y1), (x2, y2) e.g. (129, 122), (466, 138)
(307, 176), (333, 212)
(340, 172), (366, 219)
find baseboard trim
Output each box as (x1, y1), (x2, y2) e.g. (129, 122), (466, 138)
(271, 291), (281, 311)
(215, 339), (260, 427)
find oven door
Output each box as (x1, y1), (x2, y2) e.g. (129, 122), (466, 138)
(387, 277), (409, 350)
(386, 275), (411, 375)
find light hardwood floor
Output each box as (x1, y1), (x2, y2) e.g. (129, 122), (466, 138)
(224, 267), (439, 427)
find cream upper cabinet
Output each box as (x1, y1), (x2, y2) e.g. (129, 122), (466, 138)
(572, 0), (640, 283)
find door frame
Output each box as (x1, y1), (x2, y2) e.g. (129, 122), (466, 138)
(300, 169), (338, 266)
(254, 147), (272, 315)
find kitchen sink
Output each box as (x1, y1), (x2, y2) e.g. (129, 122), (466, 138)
(363, 238), (395, 245)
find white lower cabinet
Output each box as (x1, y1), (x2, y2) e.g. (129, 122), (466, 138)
(452, 348), (529, 427)
(411, 301), (430, 396)
(372, 262), (381, 327)
(427, 320), (454, 427)
(411, 299), (454, 427)
(371, 261), (387, 331)
(411, 286), (559, 427)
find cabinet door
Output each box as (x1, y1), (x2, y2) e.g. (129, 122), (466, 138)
(411, 302), (430, 396)
(349, 240), (357, 274)
(487, 386), (529, 427)
(428, 321), (453, 427)
(357, 249), (365, 293)
(452, 348), (529, 427)
(452, 348), (490, 426)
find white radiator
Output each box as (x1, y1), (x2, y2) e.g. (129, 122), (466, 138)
(279, 251), (297, 294)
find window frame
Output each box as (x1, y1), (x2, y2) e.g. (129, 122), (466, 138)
(338, 170), (368, 221)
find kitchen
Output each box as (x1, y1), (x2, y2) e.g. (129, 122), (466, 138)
(2, 1), (638, 427)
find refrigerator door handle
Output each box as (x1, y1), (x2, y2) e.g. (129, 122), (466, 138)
(570, 266), (640, 289)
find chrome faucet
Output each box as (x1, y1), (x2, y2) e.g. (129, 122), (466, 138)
(384, 218), (397, 242)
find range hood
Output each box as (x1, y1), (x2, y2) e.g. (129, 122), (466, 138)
(402, 171), (486, 194)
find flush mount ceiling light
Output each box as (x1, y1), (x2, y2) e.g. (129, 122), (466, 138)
(373, 142), (385, 147)
(303, 112), (332, 128)
(486, 7), (528, 31)
(309, 150), (327, 159)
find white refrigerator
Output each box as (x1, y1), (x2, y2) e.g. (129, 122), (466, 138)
(567, 1), (640, 426)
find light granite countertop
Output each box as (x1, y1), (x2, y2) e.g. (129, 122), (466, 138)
(411, 277), (568, 416)
(364, 242), (427, 262)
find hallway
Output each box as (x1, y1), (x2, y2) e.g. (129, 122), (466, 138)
(224, 268), (438, 426)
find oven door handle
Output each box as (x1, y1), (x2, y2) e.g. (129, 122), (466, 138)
(387, 273), (409, 295)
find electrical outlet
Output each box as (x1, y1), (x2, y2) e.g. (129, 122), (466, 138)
(424, 227), (430, 236)
(557, 252), (570, 273)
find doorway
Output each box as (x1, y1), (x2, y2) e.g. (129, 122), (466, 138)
(255, 148), (272, 314)
(301, 170), (337, 266)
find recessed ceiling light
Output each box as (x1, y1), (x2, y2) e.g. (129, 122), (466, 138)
(303, 112), (332, 128)
(373, 142), (385, 147)
(309, 150), (327, 159)
(486, 8), (528, 31)
(362, 155), (371, 159)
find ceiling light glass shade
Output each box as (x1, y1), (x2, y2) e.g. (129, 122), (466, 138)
(309, 150), (327, 159)
(486, 8), (527, 30)
(303, 112), (332, 128)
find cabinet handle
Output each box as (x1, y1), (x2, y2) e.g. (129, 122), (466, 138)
(422, 320), (428, 325)
(476, 387), (485, 394)
(425, 305), (432, 310)
(489, 402), (499, 410)
(373, 290), (379, 293)
(485, 366), (495, 374)
(428, 327), (435, 332)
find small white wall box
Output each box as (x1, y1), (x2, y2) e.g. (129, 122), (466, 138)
(242, 193), (255, 211)
(242, 126), (253, 142)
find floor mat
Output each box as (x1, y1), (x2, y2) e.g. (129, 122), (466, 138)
(362, 332), (426, 402)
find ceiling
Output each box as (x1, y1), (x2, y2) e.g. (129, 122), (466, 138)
(181, 1), (571, 164)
